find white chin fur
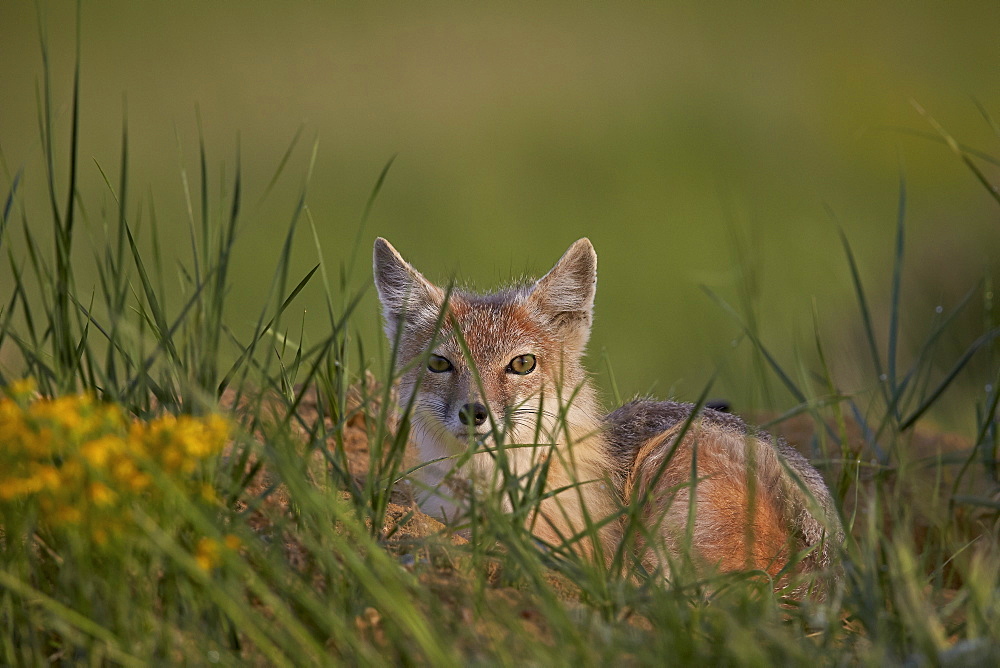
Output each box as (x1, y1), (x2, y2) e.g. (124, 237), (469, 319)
(405, 397), (561, 522)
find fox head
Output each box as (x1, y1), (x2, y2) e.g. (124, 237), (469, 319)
(373, 238), (599, 457)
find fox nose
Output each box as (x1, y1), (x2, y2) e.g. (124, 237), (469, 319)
(458, 402), (488, 427)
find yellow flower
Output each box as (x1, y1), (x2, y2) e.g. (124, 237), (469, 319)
(51, 504), (82, 525)
(59, 459), (85, 485)
(0, 477), (33, 500)
(200, 483), (218, 504)
(80, 435), (124, 467)
(194, 534), (240, 571)
(194, 537), (222, 571)
(35, 465), (61, 490)
(1, 380), (233, 551)
(129, 472), (152, 492)
(9, 377), (37, 395)
(24, 427), (56, 457)
(87, 482), (117, 507)
(161, 444), (186, 473)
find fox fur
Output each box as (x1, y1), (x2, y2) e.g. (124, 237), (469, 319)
(373, 237), (842, 589)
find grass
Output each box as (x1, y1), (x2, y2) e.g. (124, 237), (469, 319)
(1, 18), (1000, 666)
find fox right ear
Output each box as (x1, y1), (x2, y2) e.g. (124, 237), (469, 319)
(528, 238), (597, 353)
(373, 238), (444, 342)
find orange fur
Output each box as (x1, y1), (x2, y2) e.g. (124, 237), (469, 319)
(626, 422), (811, 581)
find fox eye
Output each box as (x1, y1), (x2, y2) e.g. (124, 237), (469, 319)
(507, 354), (536, 375)
(427, 354), (453, 373)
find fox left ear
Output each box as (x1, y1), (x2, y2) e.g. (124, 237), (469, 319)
(373, 238), (445, 343)
(528, 238), (597, 352)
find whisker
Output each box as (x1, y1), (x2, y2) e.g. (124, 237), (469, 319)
(508, 408), (590, 433)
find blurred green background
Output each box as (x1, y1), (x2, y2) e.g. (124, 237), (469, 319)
(1, 1), (997, 421)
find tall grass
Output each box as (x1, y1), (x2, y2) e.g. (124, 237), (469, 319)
(1, 14), (999, 665)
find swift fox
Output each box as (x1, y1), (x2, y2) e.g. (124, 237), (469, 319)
(374, 237), (842, 587)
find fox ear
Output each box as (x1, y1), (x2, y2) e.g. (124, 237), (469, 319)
(528, 238), (597, 352)
(373, 238), (445, 342)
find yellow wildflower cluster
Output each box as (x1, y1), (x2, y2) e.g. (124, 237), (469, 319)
(0, 379), (230, 546)
(194, 534), (242, 571)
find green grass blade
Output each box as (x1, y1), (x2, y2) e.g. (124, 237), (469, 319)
(132, 512), (299, 666)
(35, 4), (62, 230)
(6, 248), (41, 352)
(886, 169), (906, 421)
(0, 571), (144, 667)
(344, 154), (395, 287)
(305, 207), (338, 330)
(701, 285), (807, 404)
(912, 100), (1000, 208)
(883, 126), (1000, 167)
(836, 224), (890, 407)
(255, 124), (304, 206)
(147, 195), (168, 307)
(67, 292), (132, 369)
(217, 263), (320, 394)
(123, 218), (180, 366)
(972, 96), (1000, 139)
(124, 266), (219, 398)
(1, 168), (21, 240)
(900, 326), (1000, 430)
(62, 0), (81, 250)
(0, 265), (24, 377)
(601, 349), (623, 407)
(197, 106), (209, 279)
(888, 280), (981, 422)
(950, 366), (1000, 500)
